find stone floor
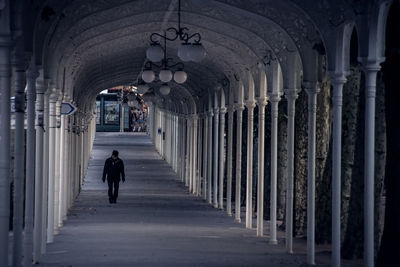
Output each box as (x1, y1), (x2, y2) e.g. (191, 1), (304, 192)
(36, 132), (362, 267)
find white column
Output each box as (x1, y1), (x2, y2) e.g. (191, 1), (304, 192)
(213, 107), (220, 208)
(361, 63), (380, 267)
(207, 110), (214, 204)
(197, 116), (202, 196)
(41, 88), (50, 253)
(257, 98), (267, 237)
(219, 108), (226, 209)
(12, 51), (26, 267)
(192, 116), (198, 195)
(33, 76), (45, 263)
(235, 104), (244, 222)
(59, 114), (66, 226)
(189, 115), (194, 191)
(66, 117), (71, 210)
(185, 117), (191, 187)
(269, 95), (280, 244)
(202, 115), (208, 200)
(181, 116), (186, 182)
(54, 97), (62, 235)
(245, 101), (256, 229)
(226, 106), (234, 216)
(330, 75), (346, 267)
(47, 89), (58, 243)
(285, 91), (298, 253)
(0, 28), (11, 267)
(304, 82), (320, 265)
(24, 63), (38, 267)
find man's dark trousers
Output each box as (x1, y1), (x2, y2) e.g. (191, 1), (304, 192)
(108, 178), (119, 203)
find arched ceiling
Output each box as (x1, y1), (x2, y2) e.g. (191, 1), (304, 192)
(25, 0), (360, 114)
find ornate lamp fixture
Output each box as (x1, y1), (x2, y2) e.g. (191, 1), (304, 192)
(146, 0), (206, 63)
(141, 31), (187, 96)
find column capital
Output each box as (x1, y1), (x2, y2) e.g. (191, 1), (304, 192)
(227, 105), (235, 113)
(208, 109), (214, 117)
(283, 89), (299, 101)
(303, 81), (321, 95)
(49, 88), (59, 102)
(358, 57), (384, 72)
(269, 93), (281, 103)
(245, 100), (256, 110)
(256, 97), (268, 107)
(328, 72), (347, 86)
(235, 103), (245, 111)
(220, 106), (227, 114)
(214, 107), (220, 115)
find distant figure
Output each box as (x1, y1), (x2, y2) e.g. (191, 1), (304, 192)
(102, 150), (125, 203)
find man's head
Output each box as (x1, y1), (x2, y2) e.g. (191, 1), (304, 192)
(112, 150), (119, 159)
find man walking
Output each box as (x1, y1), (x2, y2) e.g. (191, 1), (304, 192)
(102, 150), (125, 203)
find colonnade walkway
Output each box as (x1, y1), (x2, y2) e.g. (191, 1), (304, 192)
(36, 133), (345, 266)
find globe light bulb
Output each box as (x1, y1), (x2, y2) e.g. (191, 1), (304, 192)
(174, 70), (187, 84)
(146, 44), (164, 62)
(142, 69), (155, 83)
(159, 69), (173, 83)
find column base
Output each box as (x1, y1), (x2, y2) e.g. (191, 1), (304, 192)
(234, 218), (241, 223)
(269, 239), (278, 245)
(213, 203), (218, 209)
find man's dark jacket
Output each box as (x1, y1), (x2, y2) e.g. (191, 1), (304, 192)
(102, 157), (125, 182)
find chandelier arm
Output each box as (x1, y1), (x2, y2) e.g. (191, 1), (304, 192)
(151, 62), (163, 69)
(150, 32), (177, 44)
(186, 32), (202, 43)
(165, 27), (180, 41)
(168, 61), (185, 70)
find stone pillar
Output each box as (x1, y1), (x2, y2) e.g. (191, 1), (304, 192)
(256, 98), (268, 237)
(33, 75), (45, 263)
(42, 87), (50, 253)
(47, 89), (58, 243)
(12, 46), (26, 267)
(202, 115), (208, 200)
(235, 104), (245, 222)
(269, 95), (280, 244)
(245, 101), (256, 229)
(226, 106), (234, 216)
(207, 110), (214, 204)
(24, 62), (38, 267)
(0, 25), (11, 267)
(361, 62), (381, 267)
(197, 116), (202, 196)
(59, 113), (66, 227)
(192, 115), (198, 195)
(213, 107), (220, 208)
(185, 117), (191, 187)
(304, 82), (320, 265)
(54, 96), (62, 235)
(285, 90), (298, 253)
(218, 107), (226, 209)
(330, 74), (346, 267)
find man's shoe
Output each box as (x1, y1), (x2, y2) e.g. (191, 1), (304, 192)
(109, 198), (113, 204)
(113, 199), (117, 204)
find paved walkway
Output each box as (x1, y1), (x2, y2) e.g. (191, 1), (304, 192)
(37, 133), (356, 267)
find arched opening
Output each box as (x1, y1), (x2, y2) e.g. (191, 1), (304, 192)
(95, 86), (149, 133)
(377, 1), (400, 265)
